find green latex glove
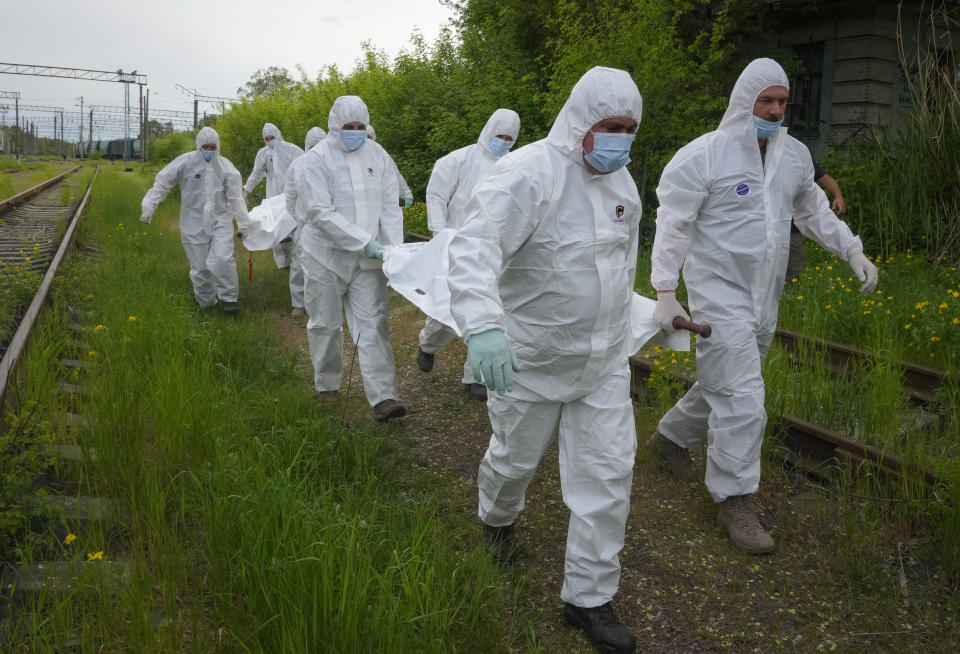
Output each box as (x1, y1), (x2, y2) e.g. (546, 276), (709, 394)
(467, 328), (518, 396)
(363, 238), (385, 260)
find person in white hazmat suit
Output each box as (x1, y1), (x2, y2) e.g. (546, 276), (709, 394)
(242, 122), (304, 270)
(140, 127), (248, 315)
(283, 126), (327, 319)
(296, 96), (407, 422)
(446, 68), (641, 654)
(416, 108), (521, 402)
(365, 125), (414, 209)
(647, 58), (878, 555)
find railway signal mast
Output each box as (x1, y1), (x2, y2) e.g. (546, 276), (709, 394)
(0, 63), (147, 161)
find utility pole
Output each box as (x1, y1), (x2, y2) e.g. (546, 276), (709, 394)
(144, 88), (149, 163)
(15, 96), (19, 158)
(193, 98), (198, 134)
(78, 96), (83, 157)
(138, 84), (143, 160)
(88, 109), (93, 155)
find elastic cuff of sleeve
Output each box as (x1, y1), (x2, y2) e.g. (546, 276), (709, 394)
(844, 247), (863, 262)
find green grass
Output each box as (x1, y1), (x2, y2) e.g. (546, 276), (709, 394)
(1, 166), (531, 651)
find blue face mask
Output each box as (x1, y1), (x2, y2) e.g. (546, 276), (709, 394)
(488, 137), (513, 157)
(266, 139), (276, 149)
(340, 129), (366, 152)
(753, 115), (782, 140)
(583, 132), (634, 173)
(201, 149), (216, 162)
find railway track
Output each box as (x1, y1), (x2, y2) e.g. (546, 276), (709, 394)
(0, 167), (121, 641)
(403, 230), (948, 487)
(0, 167), (86, 364)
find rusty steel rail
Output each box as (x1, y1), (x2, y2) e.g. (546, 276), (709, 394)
(0, 165), (82, 214)
(628, 355), (940, 488)
(0, 167), (99, 412)
(775, 328), (953, 403)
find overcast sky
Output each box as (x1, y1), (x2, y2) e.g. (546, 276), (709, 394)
(1, 0), (456, 139)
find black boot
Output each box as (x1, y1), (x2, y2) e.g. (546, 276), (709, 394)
(563, 601), (637, 654)
(416, 346), (435, 372)
(482, 523), (517, 563)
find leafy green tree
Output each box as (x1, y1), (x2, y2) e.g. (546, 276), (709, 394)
(237, 66), (299, 99)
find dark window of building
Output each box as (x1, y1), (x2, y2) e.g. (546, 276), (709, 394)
(787, 42), (825, 138)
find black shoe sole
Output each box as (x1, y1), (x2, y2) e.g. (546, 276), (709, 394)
(375, 405), (407, 422)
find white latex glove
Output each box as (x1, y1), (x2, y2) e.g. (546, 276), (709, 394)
(847, 250), (878, 294)
(653, 292), (690, 331)
(140, 212), (152, 225)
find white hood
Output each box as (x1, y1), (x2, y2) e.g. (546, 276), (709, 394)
(546, 67), (642, 165)
(326, 96), (370, 151)
(477, 108), (521, 153)
(195, 126), (220, 151)
(366, 124), (377, 140)
(717, 58), (789, 137)
(262, 122), (284, 143)
(305, 127), (326, 151)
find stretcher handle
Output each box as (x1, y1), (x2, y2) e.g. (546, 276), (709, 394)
(672, 316), (712, 338)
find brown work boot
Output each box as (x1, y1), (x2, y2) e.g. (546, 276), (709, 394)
(646, 431), (695, 480)
(373, 399), (407, 422)
(717, 495), (775, 554)
(222, 301), (238, 316)
(315, 390), (339, 405)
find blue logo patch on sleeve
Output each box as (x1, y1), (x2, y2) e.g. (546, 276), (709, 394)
(195, 173), (202, 179)
(736, 183), (749, 196)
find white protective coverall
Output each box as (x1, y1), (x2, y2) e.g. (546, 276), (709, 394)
(141, 127), (247, 307)
(243, 123), (304, 269)
(447, 68), (641, 608)
(297, 97), (403, 406)
(418, 108), (521, 384)
(365, 124), (413, 204)
(282, 126), (327, 309)
(651, 58), (868, 502)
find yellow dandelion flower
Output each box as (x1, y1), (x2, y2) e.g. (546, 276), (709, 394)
(904, 323), (912, 330)
(796, 295), (804, 300)
(825, 305), (832, 310)
(64, 533), (77, 545)
(128, 315), (137, 321)
(87, 350), (96, 357)
(939, 302), (949, 310)
(653, 359), (660, 366)
(93, 324), (104, 332)
(953, 317), (959, 325)
(931, 336), (940, 342)
(25, 257), (30, 262)
(683, 357), (691, 363)
(86, 551), (104, 562)
(827, 265), (833, 271)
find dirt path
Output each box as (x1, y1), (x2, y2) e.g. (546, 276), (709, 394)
(261, 280), (954, 654)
